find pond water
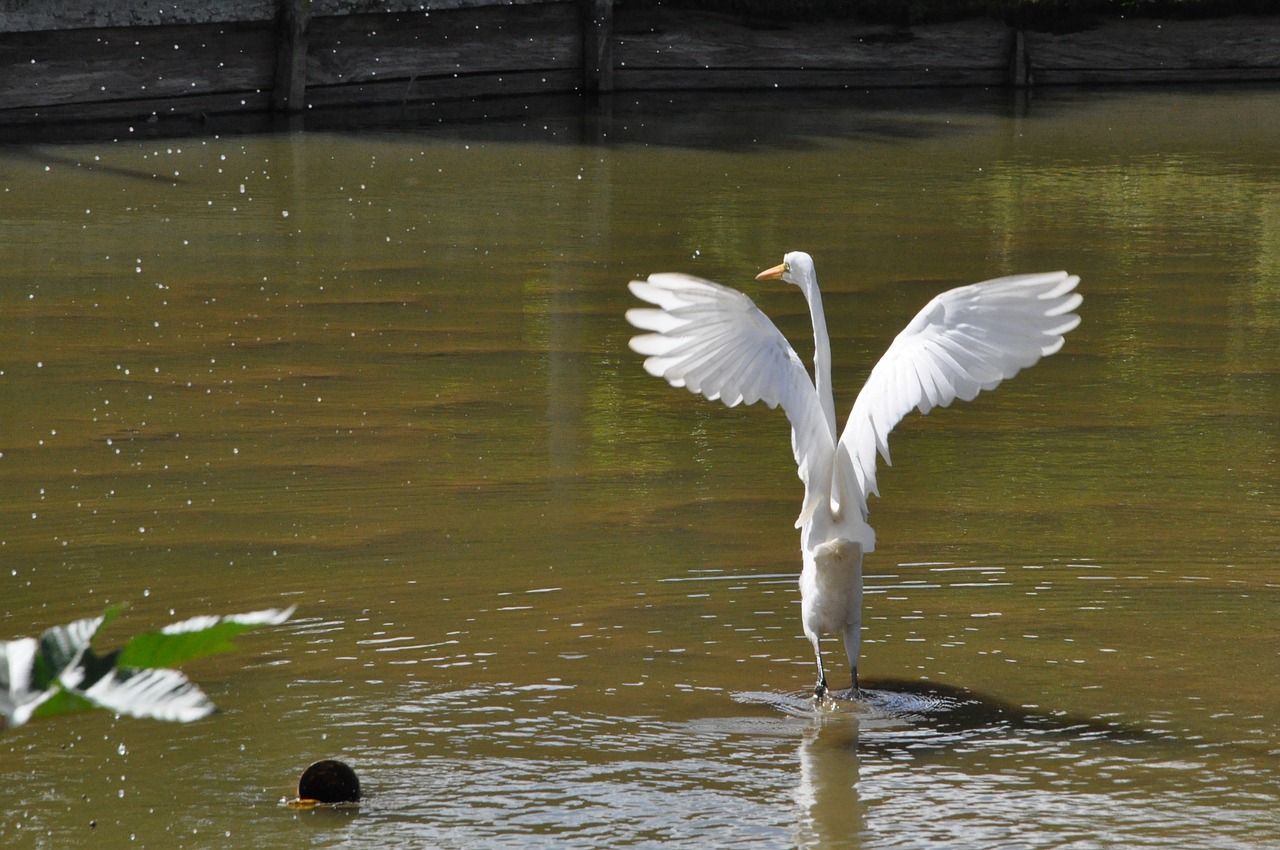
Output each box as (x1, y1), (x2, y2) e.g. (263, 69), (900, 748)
(1, 85), (1277, 849)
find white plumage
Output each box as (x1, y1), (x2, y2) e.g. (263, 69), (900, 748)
(626, 251), (1081, 698)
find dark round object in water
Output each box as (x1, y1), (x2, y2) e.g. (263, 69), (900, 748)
(298, 759), (360, 803)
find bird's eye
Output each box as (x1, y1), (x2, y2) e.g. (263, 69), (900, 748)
(783, 262), (790, 273)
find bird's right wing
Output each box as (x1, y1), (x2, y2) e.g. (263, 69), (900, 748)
(626, 273), (834, 527)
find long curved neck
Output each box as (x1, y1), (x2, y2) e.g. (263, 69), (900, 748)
(799, 272), (838, 440)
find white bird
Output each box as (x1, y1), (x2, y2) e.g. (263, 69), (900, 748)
(626, 252), (1081, 699)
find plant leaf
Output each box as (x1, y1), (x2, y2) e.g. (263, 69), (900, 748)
(1, 637), (54, 728)
(80, 665), (216, 723)
(27, 687), (99, 723)
(2, 605), (293, 730)
(29, 604), (127, 689)
(117, 606), (295, 669)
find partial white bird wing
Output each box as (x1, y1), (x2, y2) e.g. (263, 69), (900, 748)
(626, 273), (834, 527)
(835, 271), (1082, 518)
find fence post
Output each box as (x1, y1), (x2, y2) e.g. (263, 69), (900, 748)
(583, 0), (614, 94)
(1009, 29), (1032, 87)
(274, 0), (311, 112)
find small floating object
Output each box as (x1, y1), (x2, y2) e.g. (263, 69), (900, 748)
(286, 759), (361, 808)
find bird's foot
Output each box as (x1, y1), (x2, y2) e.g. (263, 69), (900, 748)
(813, 677), (828, 701)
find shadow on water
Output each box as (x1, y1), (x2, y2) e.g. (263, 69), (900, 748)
(738, 676), (1162, 744)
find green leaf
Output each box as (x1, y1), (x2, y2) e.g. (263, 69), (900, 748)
(3, 605), (293, 730)
(23, 647), (122, 723)
(117, 607), (295, 669)
(31, 604), (125, 689)
(27, 688), (99, 722)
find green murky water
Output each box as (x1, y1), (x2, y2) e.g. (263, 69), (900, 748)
(1, 86), (1277, 848)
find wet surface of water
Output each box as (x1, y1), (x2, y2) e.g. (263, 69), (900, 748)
(1, 86), (1278, 848)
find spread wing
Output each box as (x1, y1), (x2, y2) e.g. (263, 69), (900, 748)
(835, 271), (1082, 517)
(626, 273), (834, 527)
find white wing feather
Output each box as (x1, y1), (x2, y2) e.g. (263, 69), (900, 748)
(626, 273), (834, 527)
(835, 271), (1082, 516)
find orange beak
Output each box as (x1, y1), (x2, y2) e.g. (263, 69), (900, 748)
(755, 263), (785, 281)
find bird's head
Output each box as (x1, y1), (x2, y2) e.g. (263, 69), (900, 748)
(756, 251), (816, 288)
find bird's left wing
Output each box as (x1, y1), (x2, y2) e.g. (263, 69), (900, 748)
(626, 273), (834, 527)
(834, 271), (1082, 519)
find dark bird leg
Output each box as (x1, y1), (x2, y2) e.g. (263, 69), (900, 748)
(812, 644), (828, 700)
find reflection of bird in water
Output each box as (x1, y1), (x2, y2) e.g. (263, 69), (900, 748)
(627, 252), (1082, 699)
(794, 718), (863, 849)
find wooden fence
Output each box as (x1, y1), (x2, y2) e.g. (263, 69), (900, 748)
(1, 0), (1278, 127)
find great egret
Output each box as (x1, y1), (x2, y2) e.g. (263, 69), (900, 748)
(626, 252), (1081, 698)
